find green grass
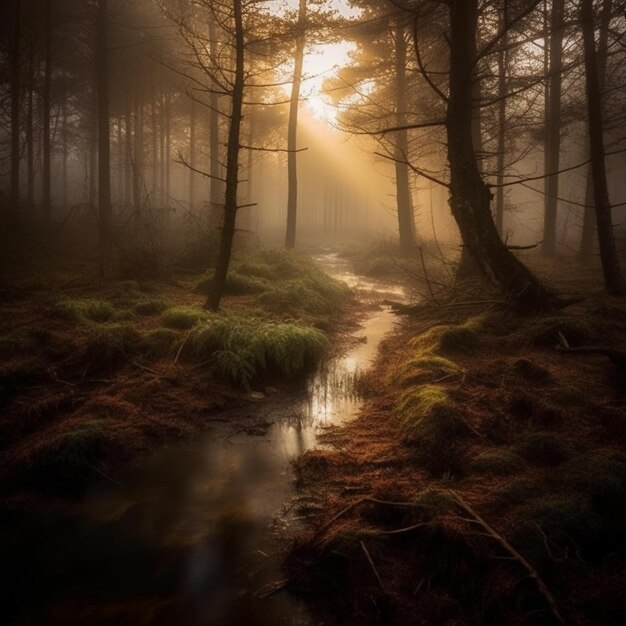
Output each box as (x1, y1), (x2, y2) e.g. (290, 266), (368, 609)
(160, 306), (208, 330)
(132, 297), (171, 316)
(81, 323), (143, 371)
(393, 354), (459, 386)
(142, 328), (181, 357)
(187, 314), (329, 388)
(437, 316), (484, 355)
(54, 298), (118, 324)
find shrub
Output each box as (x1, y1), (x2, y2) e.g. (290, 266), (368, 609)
(54, 298), (118, 324)
(160, 306), (207, 330)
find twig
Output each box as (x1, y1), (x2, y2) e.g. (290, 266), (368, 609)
(449, 490), (565, 625)
(360, 540), (385, 591)
(174, 329), (194, 365)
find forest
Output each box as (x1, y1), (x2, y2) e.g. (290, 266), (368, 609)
(0, 0), (625, 624)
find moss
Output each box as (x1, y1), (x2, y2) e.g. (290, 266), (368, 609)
(160, 306), (208, 330)
(396, 385), (470, 474)
(437, 317), (484, 354)
(516, 432), (572, 466)
(132, 297), (170, 316)
(54, 298), (118, 324)
(142, 328), (181, 357)
(470, 449), (524, 476)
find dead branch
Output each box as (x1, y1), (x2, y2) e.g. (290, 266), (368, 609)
(360, 540), (386, 591)
(449, 490), (566, 625)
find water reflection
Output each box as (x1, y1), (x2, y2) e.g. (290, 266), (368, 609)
(6, 252), (407, 626)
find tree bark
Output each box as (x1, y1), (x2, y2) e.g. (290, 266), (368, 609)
(580, 0), (625, 294)
(96, 0), (112, 274)
(285, 0), (307, 249)
(447, 0), (551, 310)
(207, 0), (244, 311)
(26, 44), (34, 215)
(394, 20), (418, 252)
(10, 0), (21, 229)
(189, 96), (196, 210)
(61, 100), (68, 208)
(579, 0), (612, 257)
(495, 0), (508, 236)
(42, 0), (52, 225)
(542, 0), (564, 257)
(208, 17), (222, 223)
(133, 92), (144, 226)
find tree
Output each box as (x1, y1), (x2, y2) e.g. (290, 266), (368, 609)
(446, 0), (551, 309)
(580, 0), (625, 294)
(542, 0), (565, 256)
(96, 0), (112, 274)
(285, 0), (307, 250)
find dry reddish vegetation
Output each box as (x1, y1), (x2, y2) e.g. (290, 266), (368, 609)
(0, 250), (353, 510)
(286, 259), (626, 626)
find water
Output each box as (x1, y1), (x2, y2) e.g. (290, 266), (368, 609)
(4, 253), (407, 626)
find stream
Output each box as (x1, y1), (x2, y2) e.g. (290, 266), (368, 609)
(5, 253), (408, 626)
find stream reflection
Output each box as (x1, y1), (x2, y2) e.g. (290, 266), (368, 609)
(7, 252), (407, 626)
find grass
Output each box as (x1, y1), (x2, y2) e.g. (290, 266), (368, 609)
(470, 448), (524, 475)
(516, 431), (573, 466)
(393, 354), (459, 386)
(160, 306), (208, 330)
(54, 298), (118, 324)
(188, 314), (329, 389)
(142, 328), (181, 357)
(132, 297), (171, 316)
(195, 270), (270, 296)
(80, 323), (143, 372)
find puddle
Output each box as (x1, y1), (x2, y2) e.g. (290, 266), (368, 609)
(4, 252), (408, 626)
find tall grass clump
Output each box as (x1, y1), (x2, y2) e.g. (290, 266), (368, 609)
(54, 298), (118, 324)
(160, 306), (208, 330)
(188, 315), (328, 388)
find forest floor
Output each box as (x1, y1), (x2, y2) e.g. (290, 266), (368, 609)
(285, 252), (626, 626)
(0, 248), (357, 515)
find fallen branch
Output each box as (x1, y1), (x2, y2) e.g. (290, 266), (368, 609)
(449, 490), (565, 625)
(361, 540), (385, 591)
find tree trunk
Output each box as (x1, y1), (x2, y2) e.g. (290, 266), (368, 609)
(42, 0), (52, 225)
(165, 95), (171, 211)
(207, 0), (244, 311)
(133, 92), (144, 225)
(189, 96), (196, 210)
(285, 0), (307, 249)
(124, 97), (131, 208)
(579, 0), (612, 257)
(447, 0), (551, 310)
(542, 0), (564, 257)
(9, 0), (21, 230)
(26, 44), (34, 216)
(96, 0), (112, 274)
(580, 0), (625, 294)
(394, 20), (417, 252)
(495, 0), (508, 236)
(61, 100), (68, 208)
(208, 18), (221, 223)
(151, 91), (158, 200)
